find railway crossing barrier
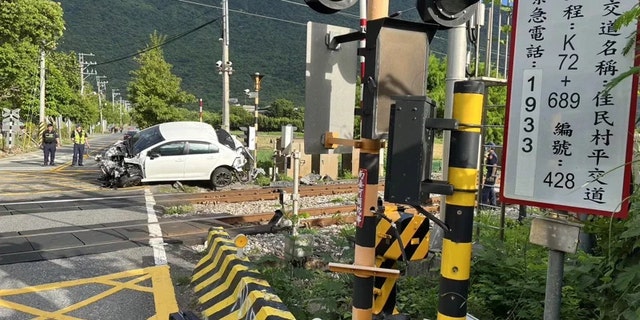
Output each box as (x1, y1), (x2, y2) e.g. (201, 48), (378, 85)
(190, 227), (295, 320)
(373, 204), (431, 315)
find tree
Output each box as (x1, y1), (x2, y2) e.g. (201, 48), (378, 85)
(266, 98), (302, 120)
(426, 54), (447, 117)
(0, 0), (64, 107)
(229, 105), (253, 129)
(45, 52), (83, 118)
(127, 31), (195, 128)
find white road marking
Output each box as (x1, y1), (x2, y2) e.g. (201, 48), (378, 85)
(145, 187), (167, 265)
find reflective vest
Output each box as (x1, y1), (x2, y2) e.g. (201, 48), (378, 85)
(72, 130), (87, 144)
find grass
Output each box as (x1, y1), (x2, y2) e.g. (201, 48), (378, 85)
(163, 205), (194, 215)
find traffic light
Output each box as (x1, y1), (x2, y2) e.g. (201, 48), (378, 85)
(304, 0), (357, 14)
(417, 0), (479, 28)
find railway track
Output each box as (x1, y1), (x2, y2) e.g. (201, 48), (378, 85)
(0, 201), (358, 264)
(0, 182), (439, 264)
(154, 182), (385, 206)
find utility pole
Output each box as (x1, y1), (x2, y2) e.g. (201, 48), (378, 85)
(118, 96), (124, 129)
(39, 48), (46, 127)
(96, 76), (107, 133)
(112, 89), (120, 113)
(221, 0), (231, 131)
(485, 0), (494, 76)
(78, 53), (96, 95)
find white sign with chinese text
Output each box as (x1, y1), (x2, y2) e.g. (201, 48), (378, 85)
(502, 0), (638, 217)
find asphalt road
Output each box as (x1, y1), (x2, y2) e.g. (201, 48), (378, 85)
(0, 133), (196, 319)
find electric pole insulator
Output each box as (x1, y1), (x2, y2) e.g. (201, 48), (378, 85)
(304, 0), (357, 14)
(417, 0), (479, 28)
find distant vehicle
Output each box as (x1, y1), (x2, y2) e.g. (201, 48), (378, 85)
(97, 122), (256, 188)
(123, 129), (139, 140)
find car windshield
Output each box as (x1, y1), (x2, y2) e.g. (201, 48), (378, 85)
(215, 129), (236, 150)
(131, 126), (164, 155)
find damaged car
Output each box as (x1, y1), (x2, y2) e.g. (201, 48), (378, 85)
(97, 121), (255, 189)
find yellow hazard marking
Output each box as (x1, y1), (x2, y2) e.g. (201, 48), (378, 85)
(52, 162), (72, 172)
(232, 293), (293, 320)
(446, 167), (479, 206)
(448, 167), (478, 191)
(437, 312), (467, 320)
(440, 239), (472, 281)
(0, 265), (178, 320)
(204, 278), (272, 318)
(452, 93), (483, 132)
(195, 247), (248, 293)
(412, 230), (431, 260)
(372, 266), (397, 314)
(252, 306), (297, 320)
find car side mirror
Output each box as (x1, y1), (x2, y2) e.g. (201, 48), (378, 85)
(149, 152), (160, 159)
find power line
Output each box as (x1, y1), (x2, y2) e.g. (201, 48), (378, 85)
(277, 0), (359, 18)
(176, 0), (308, 26)
(94, 17), (221, 66)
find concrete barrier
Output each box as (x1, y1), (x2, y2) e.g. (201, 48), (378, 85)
(191, 228), (295, 320)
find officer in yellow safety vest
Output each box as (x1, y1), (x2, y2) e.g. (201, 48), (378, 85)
(71, 124), (90, 166)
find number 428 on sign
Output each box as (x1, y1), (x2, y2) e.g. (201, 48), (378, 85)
(543, 171), (575, 189)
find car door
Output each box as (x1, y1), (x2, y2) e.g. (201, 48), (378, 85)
(183, 141), (221, 180)
(143, 141), (186, 181)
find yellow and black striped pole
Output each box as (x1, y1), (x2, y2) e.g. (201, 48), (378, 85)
(438, 80), (484, 320)
(38, 121), (46, 145)
(351, 3), (389, 320)
(353, 144), (381, 320)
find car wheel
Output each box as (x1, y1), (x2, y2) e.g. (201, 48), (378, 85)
(119, 174), (142, 188)
(211, 167), (234, 188)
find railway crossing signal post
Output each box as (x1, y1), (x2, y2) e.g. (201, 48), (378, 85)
(304, 1), (480, 319)
(250, 72), (263, 167)
(437, 81), (484, 320)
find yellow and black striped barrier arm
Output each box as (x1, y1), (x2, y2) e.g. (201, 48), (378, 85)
(373, 205), (431, 315)
(438, 80), (484, 320)
(191, 227), (295, 320)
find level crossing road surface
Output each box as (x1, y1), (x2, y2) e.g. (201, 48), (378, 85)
(0, 133), (198, 319)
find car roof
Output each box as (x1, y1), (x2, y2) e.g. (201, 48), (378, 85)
(157, 121), (218, 142)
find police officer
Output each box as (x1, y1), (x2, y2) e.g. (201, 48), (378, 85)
(42, 123), (60, 166)
(71, 124), (90, 166)
(481, 142), (498, 208)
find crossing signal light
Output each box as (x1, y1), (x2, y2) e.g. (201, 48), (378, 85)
(239, 126), (256, 151)
(417, 0), (479, 28)
(304, 0), (357, 14)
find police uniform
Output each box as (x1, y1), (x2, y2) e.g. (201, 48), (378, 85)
(71, 126), (89, 166)
(481, 144), (498, 207)
(42, 126), (59, 166)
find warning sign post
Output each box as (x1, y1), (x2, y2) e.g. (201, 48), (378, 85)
(502, 1), (638, 218)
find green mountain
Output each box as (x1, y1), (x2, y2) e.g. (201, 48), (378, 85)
(56, 0), (462, 112)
